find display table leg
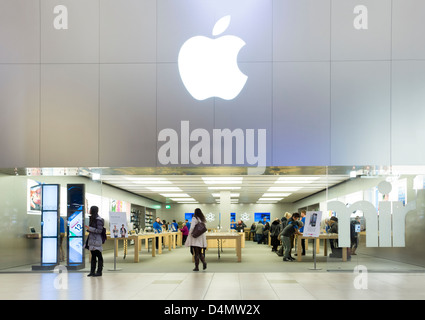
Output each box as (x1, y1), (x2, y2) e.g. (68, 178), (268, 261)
(297, 237), (302, 261)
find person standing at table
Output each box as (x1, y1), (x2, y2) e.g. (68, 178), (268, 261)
(185, 208), (207, 271)
(282, 212), (302, 262)
(299, 210), (307, 256)
(179, 222), (189, 244)
(153, 217), (163, 249)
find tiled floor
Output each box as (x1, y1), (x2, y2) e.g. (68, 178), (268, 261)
(1, 271), (425, 300)
(2, 241), (425, 300)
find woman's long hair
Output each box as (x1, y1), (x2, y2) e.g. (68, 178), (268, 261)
(194, 208), (206, 223)
(89, 206), (99, 227)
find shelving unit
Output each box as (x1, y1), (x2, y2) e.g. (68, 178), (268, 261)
(144, 208), (155, 232)
(130, 205), (156, 233)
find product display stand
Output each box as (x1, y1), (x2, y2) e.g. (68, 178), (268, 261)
(108, 238), (122, 271)
(309, 239), (321, 270)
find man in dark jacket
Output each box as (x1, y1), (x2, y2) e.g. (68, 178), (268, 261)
(329, 216), (341, 258)
(282, 213), (302, 261)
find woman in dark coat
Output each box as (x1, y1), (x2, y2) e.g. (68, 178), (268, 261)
(270, 218), (281, 252)
(85, 206), (104, 277)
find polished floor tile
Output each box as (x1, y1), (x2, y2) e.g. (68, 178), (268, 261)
(0, 271), (424, 300)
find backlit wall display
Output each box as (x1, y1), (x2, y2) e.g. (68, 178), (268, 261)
(67, 184), (85, 269)
(255, 213), (270, 223)
(33, 184), (60, 270)
(185, 213), (194, 221)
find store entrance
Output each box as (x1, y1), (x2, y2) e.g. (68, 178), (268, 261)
(1, 166), (425, 273)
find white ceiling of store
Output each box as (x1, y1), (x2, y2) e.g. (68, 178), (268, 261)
(100, 174), (350, 204)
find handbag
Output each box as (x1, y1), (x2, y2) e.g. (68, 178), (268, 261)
(191, 220), (207, 238)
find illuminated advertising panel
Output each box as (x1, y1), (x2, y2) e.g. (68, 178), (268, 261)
(67, 184), (85, 269)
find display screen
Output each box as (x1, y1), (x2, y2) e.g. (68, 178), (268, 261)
(42, 185), (58, 211)
(68, 185), (84, 209)
(42, 211), (58, 237)
(42, 238), (57, 264)
(231, 212), (236, 222)
(185, 213), (194, 221)
(68, 238), (83, 264)
(68, 209), (83, 237)
(255, 212), (270, 223)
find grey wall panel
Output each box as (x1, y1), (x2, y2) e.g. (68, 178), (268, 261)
(0, 65), (40, 167)
(273, 0), (330, 62)
(393, 0), (425, 60)
(41, 0), (99, 63)
(331, 61), (391, 165)
(156, 63), (215, 166)
(1, 0), (425, 168)
(99, 64), (157, 167)
(0, 0), (40, 63)
(331, 0), (391, 61)
(392, 61), (425, 165)
(40, 64), (99, 167)
(157, 0), (216, 63)
(214, 62), (272, 166)
(273, 62), (330, 166)
(214, 0), (272, 62)
(100, 0), (156, 63)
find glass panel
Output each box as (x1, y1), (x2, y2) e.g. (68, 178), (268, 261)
(325, 166), (425, 273)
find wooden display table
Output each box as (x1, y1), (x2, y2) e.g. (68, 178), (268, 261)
(206, 232), (242, 262)
(107, 231), (181, 263)
(207, 232), (245, 248)
(295, 233), (348, 262)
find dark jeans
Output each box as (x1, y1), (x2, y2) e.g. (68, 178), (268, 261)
(90, 250), (103, 273)
(256, 234), (263, 244)
(271, 235), (279, 251)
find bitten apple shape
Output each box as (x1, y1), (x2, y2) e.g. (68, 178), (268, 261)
(178, 16), (248, 101)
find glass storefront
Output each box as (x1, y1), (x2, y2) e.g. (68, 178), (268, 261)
(1, 165), (424, 273)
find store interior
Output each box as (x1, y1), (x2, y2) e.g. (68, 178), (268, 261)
(1, 165), (425, 274)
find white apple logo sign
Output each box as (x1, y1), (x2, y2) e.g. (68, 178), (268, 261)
(178, 15), (248, 101)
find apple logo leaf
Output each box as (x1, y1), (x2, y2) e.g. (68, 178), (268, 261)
(212, 15), (231, 36)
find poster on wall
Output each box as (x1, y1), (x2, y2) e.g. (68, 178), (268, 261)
(111, 199), (123, 212)
(109, 211), (128, 238)
(302, 211), (322, 238)
(27, 179), (42, 213)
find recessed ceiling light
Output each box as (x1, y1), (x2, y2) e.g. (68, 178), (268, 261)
(202, 177), (243, 184)
(262, 193), (291, 197)
(211, 193), (240, 197)
(258, 198), (283, 201)
(267, 187), (301, 192)
(170, 198), (196, 201)
(146, 187), (183, 192)
(125, 177), (172, 184)
(208, 186), (241, 190)
(275, 177), (320, 183)
(160, 193), (191, 198)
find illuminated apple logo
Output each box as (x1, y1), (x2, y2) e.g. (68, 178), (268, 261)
(178, 15), (248, 101)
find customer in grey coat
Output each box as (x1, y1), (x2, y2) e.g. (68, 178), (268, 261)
(185, 208), (207, 271)
(85, 206), (104, 277)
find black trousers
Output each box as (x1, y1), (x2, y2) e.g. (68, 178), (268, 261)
(90, 250), (103, 273)
(192, 246), (206, 268)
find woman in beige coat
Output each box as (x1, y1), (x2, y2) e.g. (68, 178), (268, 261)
(185, 208), (207, 271)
